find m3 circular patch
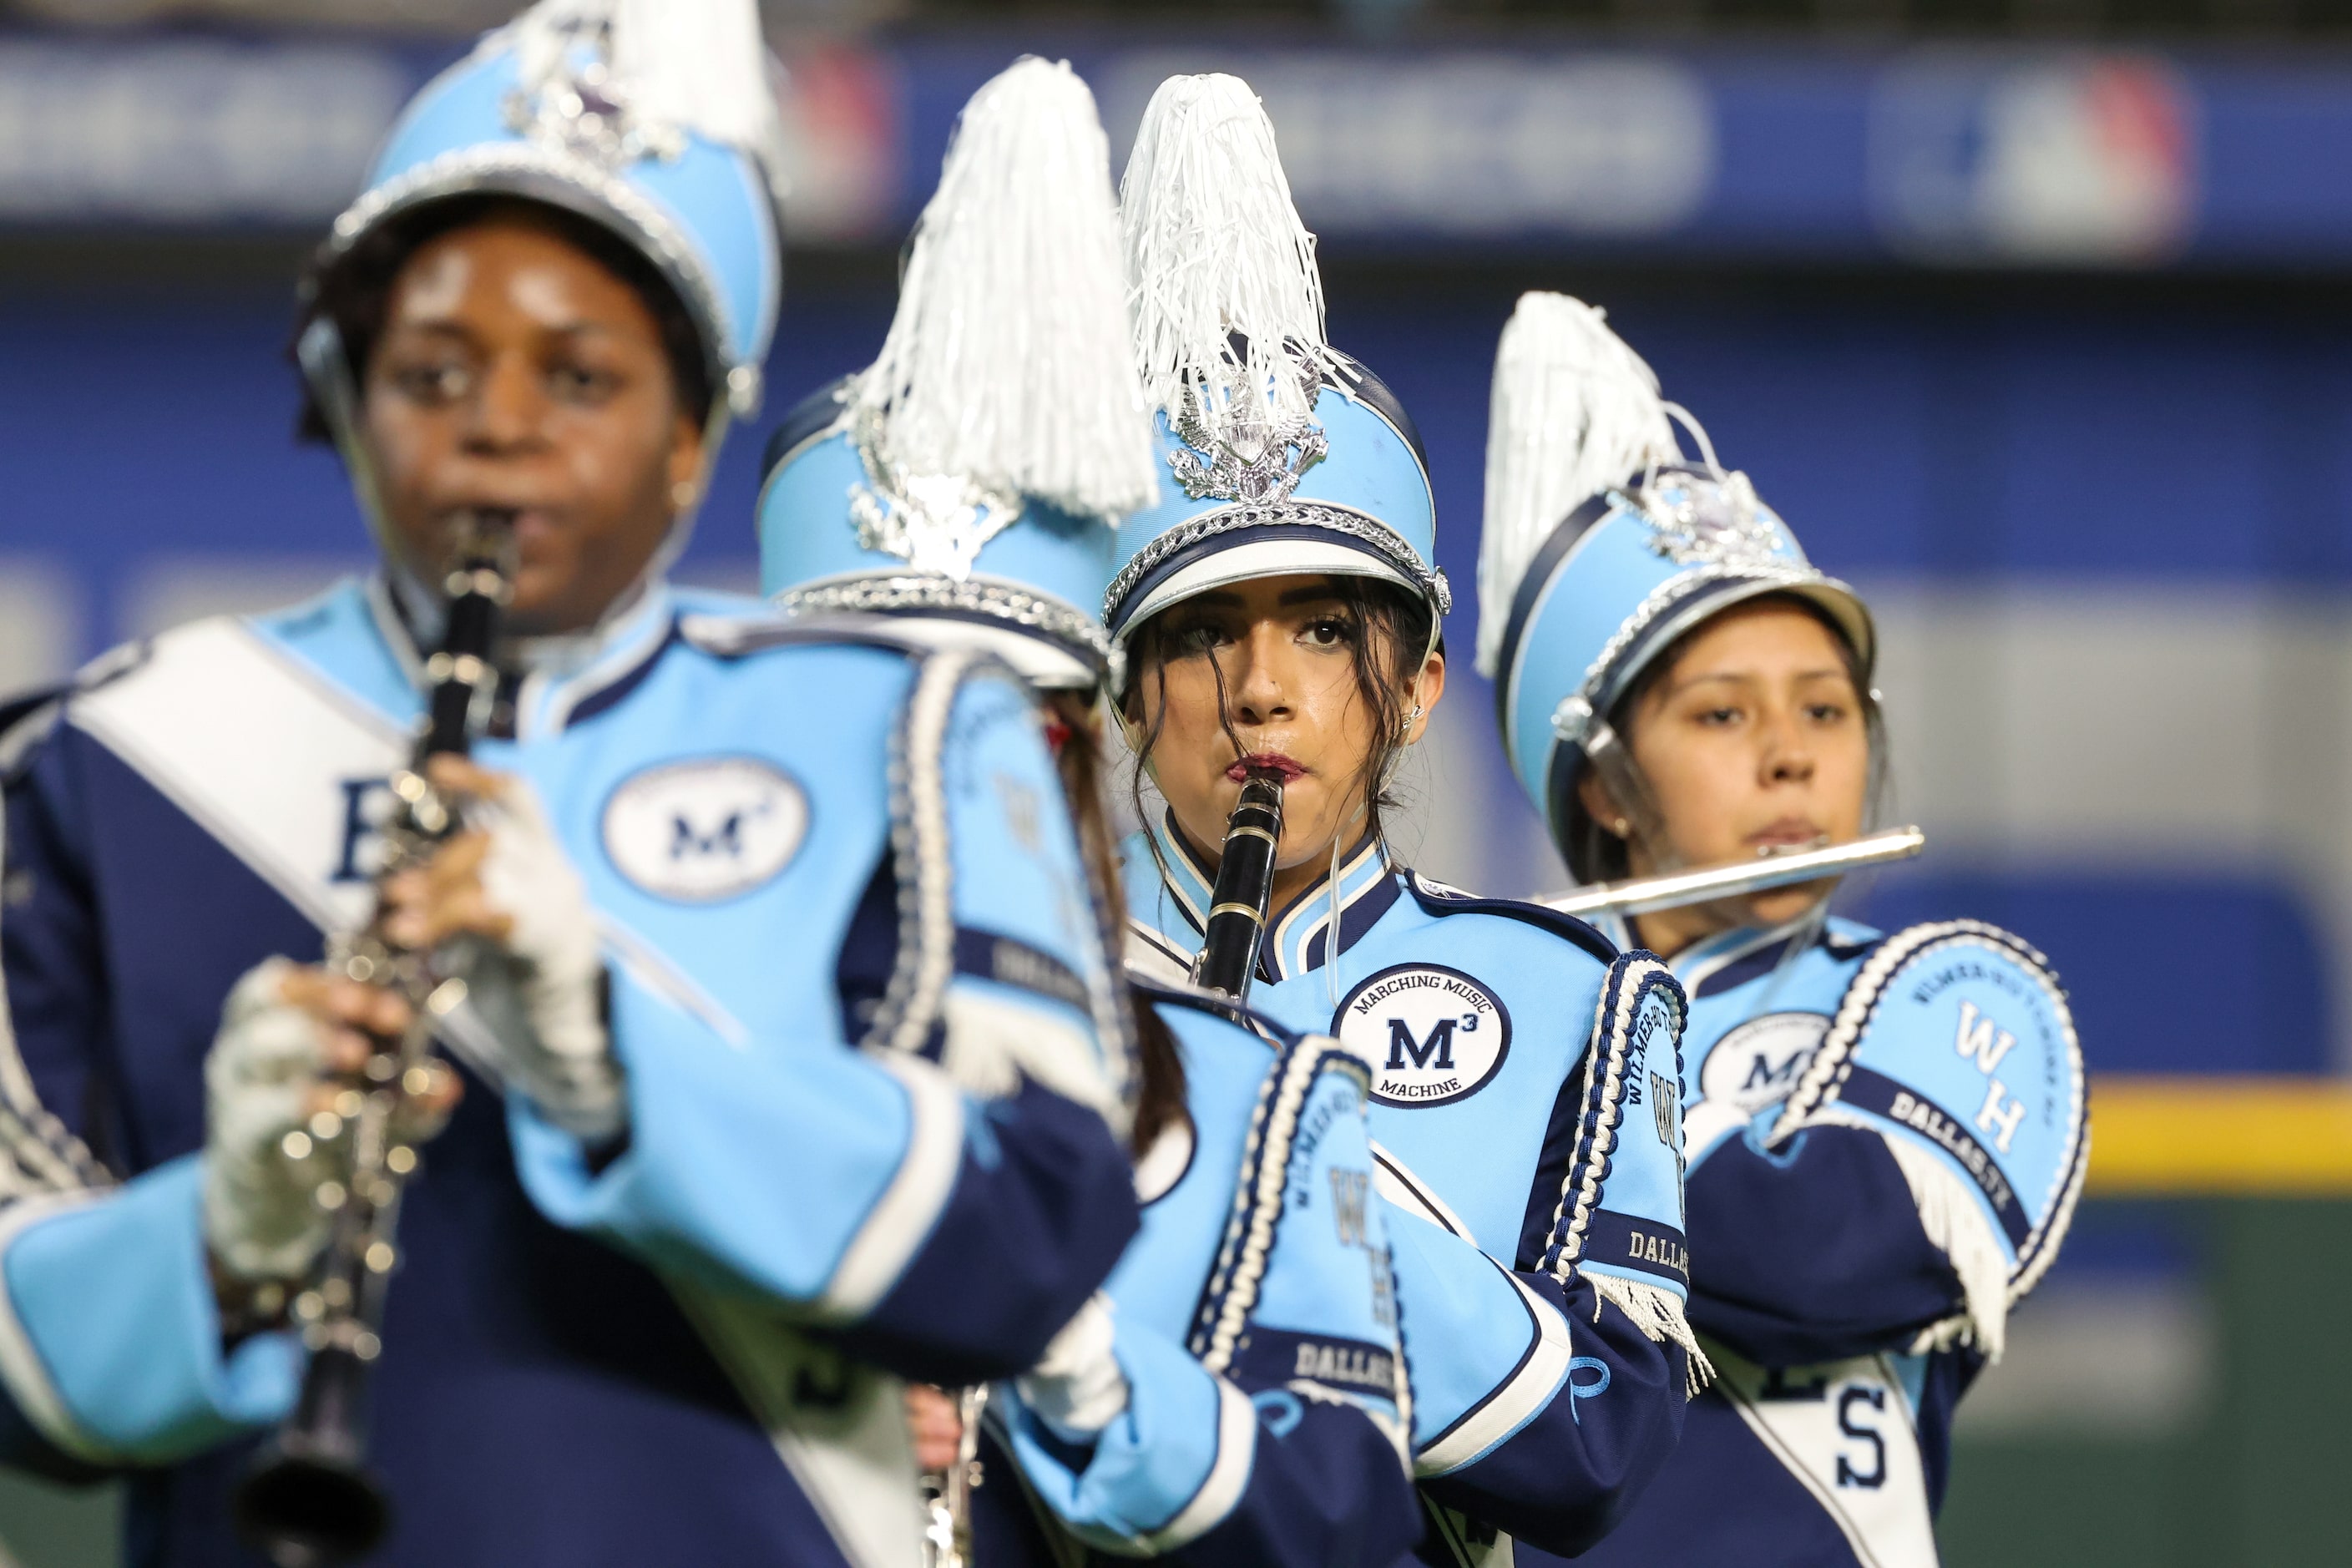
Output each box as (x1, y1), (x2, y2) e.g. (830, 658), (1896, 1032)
(1699, 1011), (1832, 1119)
(1333, 964), (1511, 1109)
(602, 756), (807, 903)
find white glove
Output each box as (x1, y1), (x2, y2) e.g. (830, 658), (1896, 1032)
(1014, 1294), (1130, 1441)
(201, 959), (346, 1282)
(443, 777), (624, 1143)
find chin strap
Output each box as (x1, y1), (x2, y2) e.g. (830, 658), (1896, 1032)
(1581, 717), (1675, 874)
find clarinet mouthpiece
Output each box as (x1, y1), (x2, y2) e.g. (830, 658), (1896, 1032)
(1191, 771), (1287, 1003)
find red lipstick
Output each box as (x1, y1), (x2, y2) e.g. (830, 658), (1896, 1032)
(1227, 753), (1307, 784)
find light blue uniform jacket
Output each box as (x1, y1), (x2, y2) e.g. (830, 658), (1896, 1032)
(1565, 912), (2081, 1568)
(0, 576), (1139, 1565)
(981, 983), (1421, 1566)
(1124, 823), (1695, 1561)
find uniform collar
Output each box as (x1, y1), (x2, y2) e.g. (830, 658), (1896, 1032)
(1146, 812), (1399, 984)
(364, 569), (680, 742)
(1609, 908), (1874, 999)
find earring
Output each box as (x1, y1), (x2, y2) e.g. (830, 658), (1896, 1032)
(1611, 817), (1631, 837)
(671, 479), (701, 512)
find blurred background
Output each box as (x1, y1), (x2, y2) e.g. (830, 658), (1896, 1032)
(0, 0), (2349, 1564)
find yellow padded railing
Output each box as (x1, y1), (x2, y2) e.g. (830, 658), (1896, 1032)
(2086, 1076), (2352, 1196)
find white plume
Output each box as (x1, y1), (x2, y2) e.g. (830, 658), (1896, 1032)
(506, 0), (785, 181)
(1120, 73), (1334, 440)
(850, 57), (1158, 523)
(1476, 292), (1682, 678)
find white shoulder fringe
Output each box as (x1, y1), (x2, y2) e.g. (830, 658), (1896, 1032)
(1588, 1272), (1717, 1398)
(1880, 1130), (2013, 1362)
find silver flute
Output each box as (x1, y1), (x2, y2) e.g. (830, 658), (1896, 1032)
(1543, 827), (1925, 920)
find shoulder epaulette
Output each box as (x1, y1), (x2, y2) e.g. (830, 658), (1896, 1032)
(677, 612), (1033, 695)
(677, 609), (927, 660)
(1129, 974), (1299, 1048)
(1401, 870), (1619, 965)
(1823, 922), (1883, 962)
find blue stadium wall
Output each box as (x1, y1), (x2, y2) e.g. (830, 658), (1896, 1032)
(1, 262), (2337, 1084)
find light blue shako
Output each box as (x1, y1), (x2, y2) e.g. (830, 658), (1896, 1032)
(762, 59), (1424, 1563)
(1101, 81), (1444, 650)
(756, 59), (1154, 690)
(1479, 295), (2089, 1568)
(302, 0), (784, 599)
(1111, 77), (1710, 1565)
(1474, 291), (1874, 859)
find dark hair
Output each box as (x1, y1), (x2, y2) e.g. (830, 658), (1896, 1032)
(1560, 590), (1881, 884)
(1120, 574), (1440, 873)
(1042, 689), (1190, 1158)
(291, 195), (713, 443)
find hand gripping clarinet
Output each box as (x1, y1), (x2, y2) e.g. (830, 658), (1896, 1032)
(235, 512), (516, 1568)
(919, 1387), (990, 1568)
(1192, 769), (1287, 1007)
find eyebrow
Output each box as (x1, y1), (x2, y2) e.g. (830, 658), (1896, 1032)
(1277, 585), (1348, 607)
(387, 316), (622, 341)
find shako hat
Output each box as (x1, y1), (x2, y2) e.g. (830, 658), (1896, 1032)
(306, 0), (786, 430)
(758, 57), (1157, 690)
(1479, 291), (1874, 845)
(1102, 73), (1448, 655)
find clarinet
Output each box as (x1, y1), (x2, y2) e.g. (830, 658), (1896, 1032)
(1192, 769), (1287, 1004)
(234, 512), (515, 1568)
(918, 1385), (989, 1568)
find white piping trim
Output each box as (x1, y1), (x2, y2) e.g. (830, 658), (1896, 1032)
(866, 650), (978, 1057)
(523, 583), (678, 739)
(1368, 1141), (1477, 1247)
(1766, 920), (2087, 1297)
(815, 1053), (966, 1320)
(1672, 917), (1809, 995)
(0, 787), (43, 1120)
(1267, 837), (1385, 979)
(1138, 1376), (1258, 1550)
(1191, 1037), (1337, 1374)
(1414, 1266), (1573, 1478)
(1124, 924), (1195, 989)
(597, 916), (752, 1052)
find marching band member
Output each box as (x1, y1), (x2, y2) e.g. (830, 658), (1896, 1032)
(1105, 74), (1699, 1563)
(0, 7), (1139, 1563)
(1477, 292), (2089, 1567)
(760, 58), (1420, 1565)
